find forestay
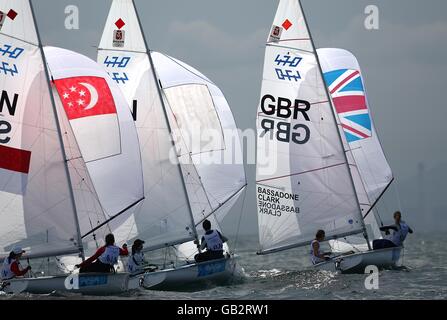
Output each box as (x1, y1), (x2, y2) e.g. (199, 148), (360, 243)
(0, 0), (81, 259)
(256, 0), (365, 254)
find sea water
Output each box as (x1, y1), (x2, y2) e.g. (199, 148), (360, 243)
(1, 232), (446, 300)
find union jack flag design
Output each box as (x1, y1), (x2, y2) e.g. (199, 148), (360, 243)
(324, 69), (372, 143)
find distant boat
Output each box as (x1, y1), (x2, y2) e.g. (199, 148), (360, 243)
(0, 0), (143, 294)
(97, 0), (246, 289)
(255, 0), (401, 273)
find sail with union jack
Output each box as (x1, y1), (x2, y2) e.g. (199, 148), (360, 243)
(324, 69), (372, 143)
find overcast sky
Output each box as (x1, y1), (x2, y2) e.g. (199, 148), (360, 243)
(32, 0), (447, 235)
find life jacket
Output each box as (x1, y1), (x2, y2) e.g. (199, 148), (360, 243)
(127, 252), (144, 274)
(98, 245), (120, 266)
(391, 221), (410, 246)
(310, 240), (324, 265)
(1, 258), (17, 280)
(204, 230), (223, 252)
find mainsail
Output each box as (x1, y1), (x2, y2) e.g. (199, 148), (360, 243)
(97, 0), (199, 250)
(256, 0), (367, 254)
(0, 0), (81, 259)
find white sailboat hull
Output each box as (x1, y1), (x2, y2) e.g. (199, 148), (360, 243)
(138, 256), (243, 291)
(1, 272), (130, 295)
(313, 247), (402, 274)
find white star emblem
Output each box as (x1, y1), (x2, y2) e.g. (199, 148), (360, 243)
(79, 90), (86, 97)
(69, 86), (77, 93)
(63, 92), (70, 99)
(67, 102), (74, 107)
(77, 99), (84, 106)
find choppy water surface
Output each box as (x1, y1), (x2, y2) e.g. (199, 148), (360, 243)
(1, 233), (446, 300)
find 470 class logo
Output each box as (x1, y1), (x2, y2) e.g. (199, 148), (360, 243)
(274, 53), (302, 81)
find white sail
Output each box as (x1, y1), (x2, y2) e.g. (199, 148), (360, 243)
(318, 48), (393, 208)
(97, 0), (196, 249)
(152, 52), (247, 224)
(0, 0), (81, 258)
(256, 0), (365, 254)
(318, 48), (393, 250)
(44, 46), (144, 243)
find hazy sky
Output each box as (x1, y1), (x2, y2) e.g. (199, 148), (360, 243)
(32, 0), (447, 234)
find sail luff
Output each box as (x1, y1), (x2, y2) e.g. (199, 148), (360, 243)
(130, 0), (200, 244)
(297, 0), (370, 248)
(28, 0), (84, 259)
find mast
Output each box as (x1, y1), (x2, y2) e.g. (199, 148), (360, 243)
(131, 0), (201, 246)
(29, 0), (85, 260)
(297, 0), (372, 250)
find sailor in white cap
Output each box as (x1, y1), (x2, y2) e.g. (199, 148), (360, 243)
(1, 246), (31, 280)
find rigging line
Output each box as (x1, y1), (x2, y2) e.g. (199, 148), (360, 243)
(342, 237), (363, 253)
(232, 188), (247, 255)
(64, 152), (108, 224)
(194, 184), (247, 228)
(393, 179), (404, 212)
(157, 52), (217, 87)
(177, 148), (226, 158)
(363, 177), (395, 220)
(256, 162), (346, 183)
(81, 197), (145, 239)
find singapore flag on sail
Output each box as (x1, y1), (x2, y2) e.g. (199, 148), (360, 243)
(54, 76), (121, 162)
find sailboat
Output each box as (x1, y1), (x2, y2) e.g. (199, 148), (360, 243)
(0, 0), (143, 294)
(97, 0), (246, 289)
(255, 0), (401, 273)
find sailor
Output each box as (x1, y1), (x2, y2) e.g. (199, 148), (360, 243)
(194, 219), (228, 263)
(1, 247), (31, 280)
(310, 230), (331, 265)
(127, 239), (147, 274)
(373, 211), (413, 250)
(75, 233), (128, 273)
